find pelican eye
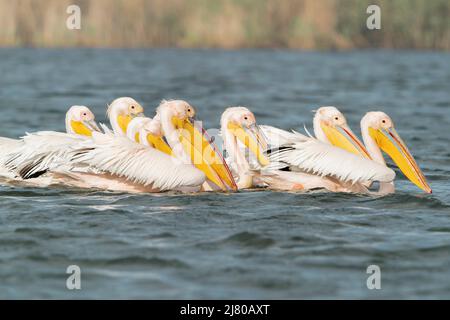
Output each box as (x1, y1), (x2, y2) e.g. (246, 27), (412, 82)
(334, 117), (339, 120)
(83, 112), (87, 116)
(244, 116), (248, 120)
(131, 105), (135, 109)
(382, 119), (386, 123)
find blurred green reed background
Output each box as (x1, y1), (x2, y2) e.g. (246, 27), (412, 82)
(0, 0), (448, 50)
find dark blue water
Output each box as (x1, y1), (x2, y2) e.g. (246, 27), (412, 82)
(0, 49), (449, 299)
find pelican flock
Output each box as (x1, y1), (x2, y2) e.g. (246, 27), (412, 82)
(0, 97), (432, 195)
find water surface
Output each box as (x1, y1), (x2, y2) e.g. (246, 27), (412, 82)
(0, 49), (449, 299)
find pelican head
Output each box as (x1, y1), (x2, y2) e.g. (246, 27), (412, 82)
(361, 111), (432, 193)
(314, 106), (371, 159)
(221, 107), (270, 168)
(107, 97), (145, 136)
(156, 99), (196, 130)
(65, 105), (100, 136)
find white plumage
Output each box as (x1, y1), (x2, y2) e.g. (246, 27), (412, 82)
(0, 131), (87, 179)
(260, 123), (395, 185)
(0, 137), (23, 179)
(266, 139), (395, 185)
(67, 132), (206, 191)
(0, 105), (101, 181)
(1, 129), (206, 192)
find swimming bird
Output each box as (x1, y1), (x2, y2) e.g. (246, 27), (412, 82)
(262, 106), (431, 194)
(359, 111), (432, 194)
(0, 98), (146, 186)
(0, 105), (100, 182)
(220, 107), (270, 189)
(2, 97), (146, 181)
(0, 99), (236, 193)
(54, 99), (236, 193)
(223, 106), (395, 192)
(124, 105), (236, 191)
(153, 100), (237, 191)
(261, 106), (371, 159)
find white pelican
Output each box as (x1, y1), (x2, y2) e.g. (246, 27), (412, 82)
(262, 106), (431, 194)
(0, 105), (100, 181)
(0, 97), (143, 183)
(220, 107), (270, 189)
(125, 111), (235, 191)
(154, 100), (237, 191)
(35, 100), (237, 193)
(0, 102), (198, 192)
(119, 101), (235, 191)
(118, 99), (235, 191)
(1, 97), (146, 182)
(360, 111), (432, 194)
(221, 107), (395, 192)
(261, 106), (371, 159)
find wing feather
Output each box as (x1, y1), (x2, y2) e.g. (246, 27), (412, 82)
(69, 133), (205, 191)
(0, 131), (86, 179)
(267, 139), (395, 184)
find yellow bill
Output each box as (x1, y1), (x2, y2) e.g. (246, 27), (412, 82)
(178, 129), (227, 191)
(147, 134), (173, 156)
(71, 120), (101, 137)
(369, 127), (432, 193)
(227, 122), (270, 167)
(180, 120), (237, 191)
(321, 122), (372, 159)
(171, 116), (236, 191)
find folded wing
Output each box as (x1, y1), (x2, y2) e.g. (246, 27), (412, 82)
(0, 131), (86, 179)
(69, 133), (206, 191)
(266, 139), (395, 184)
